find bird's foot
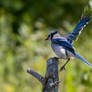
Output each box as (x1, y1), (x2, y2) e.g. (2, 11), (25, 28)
(54, 57), (60, 60)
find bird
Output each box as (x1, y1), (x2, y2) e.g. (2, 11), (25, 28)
(45, 15), (92, 71)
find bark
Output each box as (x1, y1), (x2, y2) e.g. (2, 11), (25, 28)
(27, 57), (59, 92)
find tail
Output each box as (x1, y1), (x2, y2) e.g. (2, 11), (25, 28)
(74, 52), (92, 68)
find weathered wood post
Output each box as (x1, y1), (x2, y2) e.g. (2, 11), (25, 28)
(27, 57), (59, 92)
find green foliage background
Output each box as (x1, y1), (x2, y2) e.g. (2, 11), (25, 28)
(0, 0), (92, 92)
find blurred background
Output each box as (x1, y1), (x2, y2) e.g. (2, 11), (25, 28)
(0, 0), (92, 92)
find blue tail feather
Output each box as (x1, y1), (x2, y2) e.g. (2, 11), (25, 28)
(75, 52), (92, 68)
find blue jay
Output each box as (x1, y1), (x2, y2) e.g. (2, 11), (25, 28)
(45, 15), (92, 71)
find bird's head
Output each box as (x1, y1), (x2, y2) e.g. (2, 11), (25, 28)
(45, 31), (58, 40)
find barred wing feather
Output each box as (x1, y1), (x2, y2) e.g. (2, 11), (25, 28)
(66, 15), (91, 43)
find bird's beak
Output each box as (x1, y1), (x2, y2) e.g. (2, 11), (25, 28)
(45, 36), (49, 40)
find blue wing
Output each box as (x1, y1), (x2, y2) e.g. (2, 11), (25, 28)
(66, 15), (91, 43)
(52, 38), (75, 54)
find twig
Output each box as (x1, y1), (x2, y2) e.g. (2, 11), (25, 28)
(27, 68), (45, 85)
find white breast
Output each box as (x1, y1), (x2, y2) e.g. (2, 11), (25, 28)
(51, 43), (67, 59)
(51, 43), (75, 59)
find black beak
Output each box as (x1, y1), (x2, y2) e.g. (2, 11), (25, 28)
(45, 36), (49, 40)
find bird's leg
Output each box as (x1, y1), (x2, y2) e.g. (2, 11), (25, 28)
(60, 58), (70, 71)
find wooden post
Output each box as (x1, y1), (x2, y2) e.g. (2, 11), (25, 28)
(27, 57), (59, 92)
